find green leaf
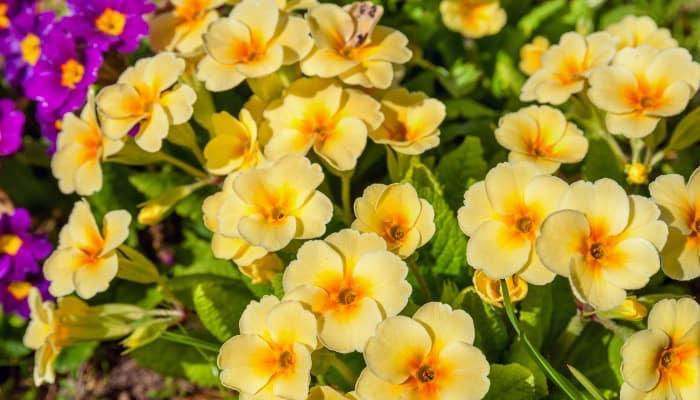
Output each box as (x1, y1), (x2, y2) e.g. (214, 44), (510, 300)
(484, 363), (537, 400)
(53, 341), (98, 374)
(666, 106), (700, 152)
(582, 138), (625, 184)
(563, 323), (625, 394)
(433, 60), (482, 98)
(567, 365), (606, 400)
(444, 98), (497, 120)
(518, 285), (552, 350)
(193, 283), (252, 342)
(404, 160), (467, 277)
(459, 288), (509, 360)
(436, 136), (488, 210)
(106, 137), (161, 166)
(517, 0), (566, 37)
(507, 339), (549, 398)
(171, 231), (241, 279)
(491, 51), (525, 99)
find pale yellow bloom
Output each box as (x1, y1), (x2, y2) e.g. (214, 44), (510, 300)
(196, 0), (313, 91)
(43, 200), (131, 299)
(536, 178), (668, 310)
(439, 0), (506, 39)
(263, 78), (383, 171)
(301, 3), (412, 89)
(521, 32), (617, 105)
(239, 253), (283, 284)
(204, 109), (263, 175)
(216, 155), (333, 252)
(494, 105), (588, 173)
(472, 270), (528, 308)
(519, 36), (550, 76)
(150, 0), (225, 54)
(96, 52), (196, 152)
(620, 298), (700, 399)
(649, 167), (700, 280)
(202, 172), (268, 266)
(598, 297), (647, 321)
(370, 88), (445, 155)
(606, 15), (678, 50)
(226, 0), (318, 12)
(458, 162), (568, 285)
(352, 183), (435, 258)
(218, 296), (317, 399)
(308, 386), (358, 400)
(283, 229), (411, 353)
(356, 302), (490, 400)
(588, 46), (700, 138)
(51, 93), (124, 196)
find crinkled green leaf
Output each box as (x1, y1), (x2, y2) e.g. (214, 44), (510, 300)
(517, 0), (566, 36)
(459, 288), (509, 360)
(484, 363), (537, 400)
(436, 136), (488, 210)
(666, 106), (700, 152)
(193, 283), (252, 342)
(582, 138), (625, 184)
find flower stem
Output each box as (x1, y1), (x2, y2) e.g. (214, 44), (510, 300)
(160, 331), (220, 353)
(407, 257), (433, 301)
(329, 355), (356, 387)
(501, 281), (586, 400)
(340, 171), (354, 226)
(158, 152), (209, 180)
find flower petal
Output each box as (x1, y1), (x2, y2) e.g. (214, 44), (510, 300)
(283, 240), (344, 292)
(647, 298), (700, 340)
(413, 302), (475, 348)
(313, 116), (367, 171)
(536, 210), (590, 277)
(467, 220), (531, 279)
(649, 173), (694, 233)
(272, 343), (312, 399)
(602, 238), (660, 290)
(457, 182), (494, 235)
(435, 341), (491, 400)
(295, 192), (333, 240)
(570, 255), (626, 310)
(218, 334), (274, 394)
(135, 103), (169, 152)
(100, 210), (131, 255)
(267, 301), (317, 348)
(353, 250), (410, 316)
(320, 297), (383, 353)
(621, 328), (668, 391)
(73, 254), (118, 299)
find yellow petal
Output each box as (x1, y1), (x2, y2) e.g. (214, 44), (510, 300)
(339, 89), (384, 131)
(536, 210), (590, 277)
(295, 192), (333, 239)
(161, 84), (196, 125)
(301, 48), (359, 79)
(306, 4), (353, 49)
(283, 239), (343, 291)
(647, 47), (700, 92)
(325, 229), (387, 266)
(203, 18), (250, 65)
(647, 298), (700, 340)
(569, 255), (627, 310)
(434, 341), (491, 400)
(355, 368), (405, 399)
(606, 111), (660, 139)
(100, 210), (131, 255)
(44, 249), (80, 297)
(239, 295), (281, 336)
(353, 250), (411, 316)
(276, 15), (314, 65)
(141, 52), (184, 94)
(560, 179), (630, 236)
(621, 328), (668, 391)
(588, 67), (637, 114)
(74, 160), (102, 196)
(621, 195), (668, 250)
(66, 200), (101, 251)
(267, 301), (317, 349)
(238, 214), (296, 251)
(196, 55), (247, 91)
(523, 174), (568, 217)
(649, 173), (694, 233)
(271, 343), (312, 399)
(601, 238), (660, 289)
(320, 297), (383, 353)
(135, 103), (170, 152)
(467, 220), (531, 279)
(458, 182), (494, 236)
(231, 0), (279, 43)
(412, 302), (475, 349)
(73, 254), (119, 299)
(484, 162), (539, 215)
(660, 228), (700, 280)
(234, 44), (284, 78)
(96, 84), (144, 121)
(218, 334), (274, 393)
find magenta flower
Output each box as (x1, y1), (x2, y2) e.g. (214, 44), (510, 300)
(2, 8), (55, 87)
(24, 22), (102, 114)
(0, 208), (52, 318)
(0, 0), (36, 48)
(35, 101), (70, 153)
(64, 0), (155, 52)
(0, 99), (24, 156)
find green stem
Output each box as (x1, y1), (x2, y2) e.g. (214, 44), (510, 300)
(329, 356), (356, 387)
(501, 281), (585, 400)
(160, 331), (220, 353)
(551, 314), (587, 367)
(407, 257), (433, 301)
(158, 152), (209, 180)
(340, 171), (354, 226)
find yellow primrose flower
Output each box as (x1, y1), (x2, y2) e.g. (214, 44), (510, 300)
(216, 155), (333, 252)
(598, 296), (647, 321)
(536, 178), (668, 310)
(439, 0), (506, 39)
(356, 302), (490, 400)
(352, 183), (435, 258)
(96, 52), (196, 152)
(225, 0), (318, 12)
(648, 167), (700, 280)
(458, 162), (568, 285)
(308, 386), (358, 400)
(588, 46), (700, 139)
(494, 105), (588, 173)
(203, 109), (263, 175)
(301, 3), (412, 89)
(218, 296), (317, 399)
(606, 15), (678, 50)
(370, 88), (445, 155)
(196, 0), (313, 92)
(521, 32), (617, 105)
(150, 0), (225, 54)
(202, 173), (268, 266)
(625, 162), (649, 185)
(239, 253), (284, 284)
(51, 93), (124, 196)
(620, 298), (700, 400)
(283, 229), (411, 353)
(519, 36), (550, 76)
(472, 270), (528, 308)
(263, 78), (383, 171)
(43, 200), (131, 299)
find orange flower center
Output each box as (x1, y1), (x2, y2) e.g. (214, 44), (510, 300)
(0, 234), (22, 256)
(417, 365), (436, 383)
(555, 58), (585, 85)
(279, 350), (296, 370)
(20, 33), (41, 66)
(60, 59), (85, 89)
(623, 77), (667, 112)
(590, 242), (605, 259)
(516, 216), (533, 234)
(95, 8), (127, 36)
(7, 281), (31, 300)
(337, 287), (357, 305)
(404, 354), (446, 399)
(0, 4), (9, 29)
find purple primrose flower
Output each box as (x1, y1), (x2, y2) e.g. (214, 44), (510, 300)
(0, 99), (25, 156)
(2, 8), (55, 87)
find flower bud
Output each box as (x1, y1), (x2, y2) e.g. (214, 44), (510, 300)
(473, 270), (528, 308)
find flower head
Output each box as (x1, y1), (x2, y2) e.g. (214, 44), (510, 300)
(218, 296), (317, 399)
(648, 167), (700, 280)
(472, 270), (528, 308)
(606, 15), (678, 50)
(588, 46), (700, 138)
(536, 178), (668, 310)
(494, 105), (588, 173)
(356, 302), (490, 400)
(521, 32), (617, 105)
(64, 0), (155, 52)
(0, 0), (34, 46)
(439, 0), (506, 39)
(458, 162), (568, 285)
(2, 8), (54, 88)
(43, 200), (131, 299)
(0, 208), (52, 318)
(196, 0), (313, 91)
(283, 229), (411, 353)
(0, 99), (25, 156)
(51, 93), (124, 196)
(239, 253), (283, 284)
(352, 183), (435, 258)
(96, 52), (196, 152)
(204, 109), (262, 175)
(263, 77), (383, 171)
(215, 155), (333, 252)
(620, 298), (700, 399)
(301, 2), (412, 89)
(519, 36), (550, 76)
(150, 0), (225, 54)
(370, 88), (445, 155)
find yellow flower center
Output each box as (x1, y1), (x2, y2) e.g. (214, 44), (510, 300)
(174, 0), (207, 21)
(231, 33), (267, 63)
(7, 281), (32, 300)
(516, 216), (533, 233)
(625, 162), (649, 185)
(60, 59), (85, 89)
(389, 224), (406, 241)
(0, 234), (23, 256)
(20, 33), (41, 66)
(0, 4), (9, 29)
(590, 242), (605, 259)
(694, 219), (700, 234)
(337, 287), (357, 305)
(95, 8), (127, 36)
(660, 349), (678, 369)
(279, 350), (296, 370)
(417, 365), (436, 383)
